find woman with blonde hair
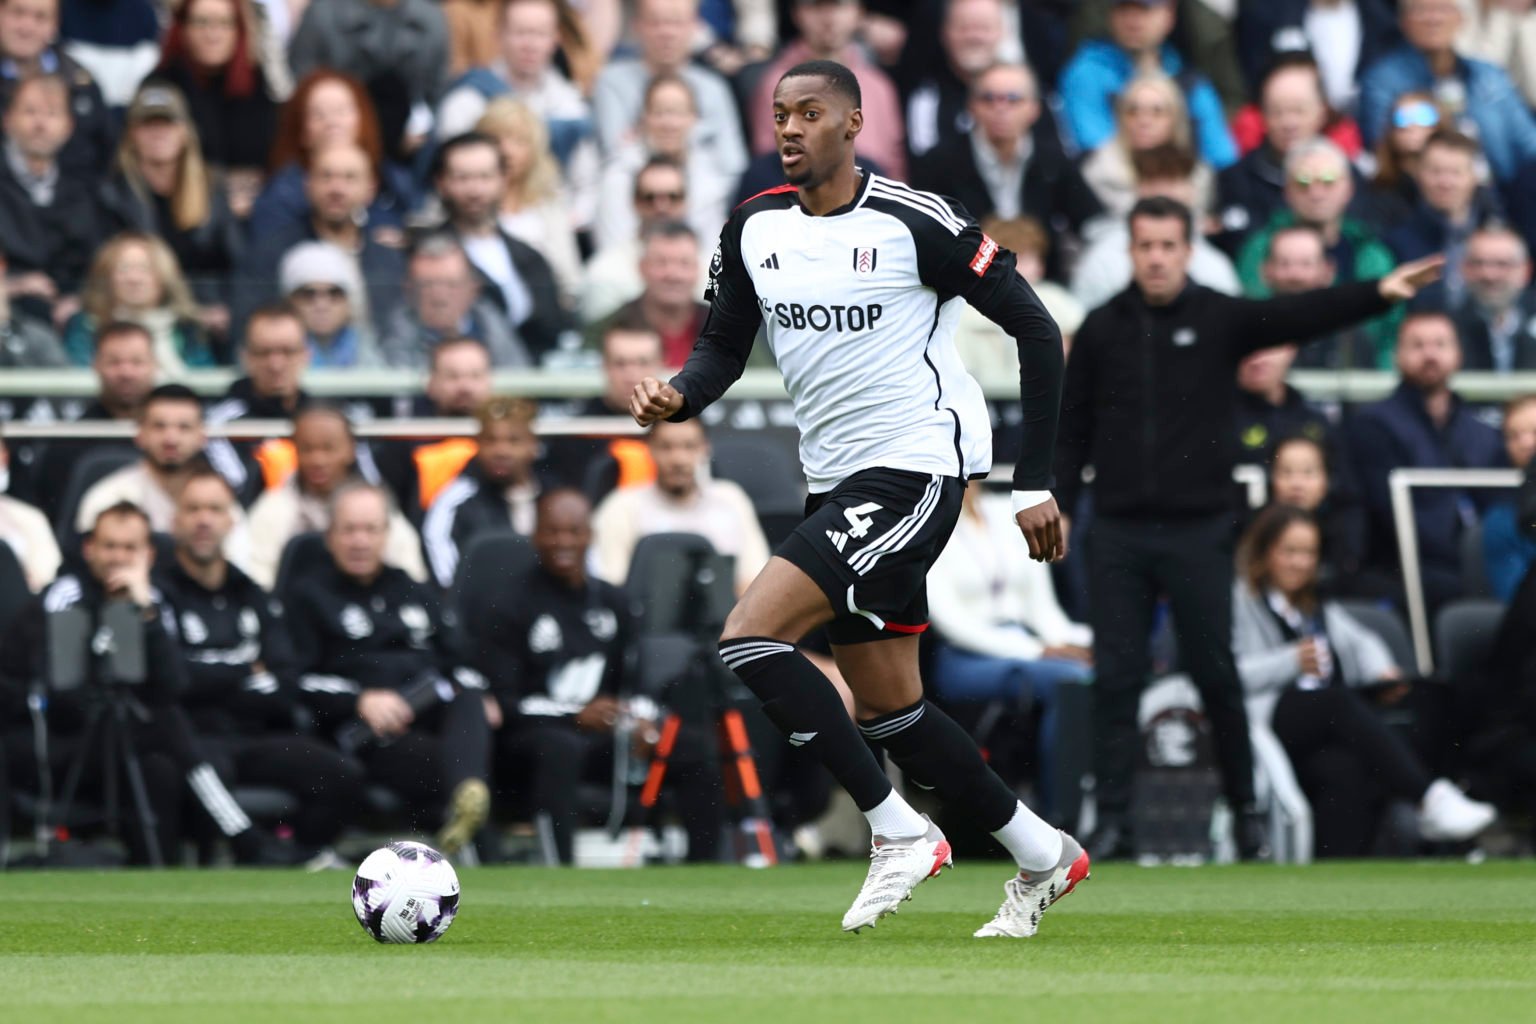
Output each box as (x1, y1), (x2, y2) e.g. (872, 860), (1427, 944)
(62, 232), (215, 371)
(475, 97), (583, 303)
(1081, 73), (1214, 220)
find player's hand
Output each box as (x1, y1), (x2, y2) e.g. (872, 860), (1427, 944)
(575, 695), (622, 733)
(1015, 495), (1066, 562)
(482, 693), (504, 731)
(1297, 638), (1323, 677)
(1379, 255), (1444, 302)
(358, 689), (414, 737)
(106, 553), (154, 608)
(630, 377), (684, 427)
(1042, 644), (1093, 665)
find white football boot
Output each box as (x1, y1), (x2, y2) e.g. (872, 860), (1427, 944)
(974, 830), (1091, 938)
(841, 816), (952, 933)
(1417, 778), (1497, 841)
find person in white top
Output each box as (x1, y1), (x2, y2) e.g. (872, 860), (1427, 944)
(591, 418), (769, 594)
(0, 435), (61, 590)
(927, 482), (1091, 816)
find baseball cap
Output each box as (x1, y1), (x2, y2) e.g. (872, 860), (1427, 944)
(127, 83), (190, 125)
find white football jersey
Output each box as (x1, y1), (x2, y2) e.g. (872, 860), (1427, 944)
(672, 171), (1062, 494)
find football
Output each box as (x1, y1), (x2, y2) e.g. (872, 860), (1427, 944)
(351, 841), (461, 944)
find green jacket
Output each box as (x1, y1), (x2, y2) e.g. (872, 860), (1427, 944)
(1237, 212), (1401, 368)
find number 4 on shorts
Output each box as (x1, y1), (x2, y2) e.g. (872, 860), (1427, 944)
(843, 503), (883, 539)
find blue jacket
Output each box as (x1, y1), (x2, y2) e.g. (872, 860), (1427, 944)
(1348, 382), (1505, 577)
(1058, 39), (1237, 169)
(1482, 501), (1536, 602)
(1359, 47), (1536, 183)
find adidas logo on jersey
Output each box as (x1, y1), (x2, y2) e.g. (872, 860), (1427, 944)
(825, 529), (848, 552)
(759, 253), (780, 269)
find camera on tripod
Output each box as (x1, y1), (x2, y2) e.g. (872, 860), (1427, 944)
(46, 599), (148, 693)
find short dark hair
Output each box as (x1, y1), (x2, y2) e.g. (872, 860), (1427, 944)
(292, 400), (356, 441)
(95, 320), (153, 353)
(779, 59), (861, 109)
(1238, 504), (1320, 610)
(1128, 195), (1193, 243)
(8, 73), (69, 116)
(429, 336), (492, 370)
(1131, 143), (1196, 183)
(601, 308), (662, 356)
(89, 500), (152, 540)
(178, 463), (237, 502)
(434, 131), (505, 178)
(635, 155), (686, 199)
(1421, 128), (1481, 162)
(140, 383), (203, 422)
(246, 301), (304, 336)
(1266, 223), (1328, 261)
(641, 218), (697, 246)
(1259, 51), (1327, 107)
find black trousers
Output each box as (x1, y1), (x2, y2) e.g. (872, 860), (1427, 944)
(1271, 686), (1431, 857)
(1088, 514), (1256, 818)
(357, 690), (491, 833)
(200, 734), (368, 847)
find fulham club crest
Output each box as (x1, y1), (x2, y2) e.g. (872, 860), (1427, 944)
(852, 246), (877, 274)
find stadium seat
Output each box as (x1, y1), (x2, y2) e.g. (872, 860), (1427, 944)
(1433, 599), (1506, 683)
(1459, 522), (1491, 599)
(54, 447), (140, 546)
(273, 532), (327, 599)
(1336, 601), (1415, 672)
(448, 530), (536, 641)
(709, 434), (806, 547)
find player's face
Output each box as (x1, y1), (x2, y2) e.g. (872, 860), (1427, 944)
(174, 476), (234, 564)
(1128, 214), (1191, 303)
(533, 492), (592, 584)
(328, 490), (389, 580)
(1271, 441), (1328, 511)
(84, 513), (151, 586)
(478, 421), (538, 484)
(773, 75), (860, 188)
(649, 421), (706, 497)
(138, 399), (205, 472)
(1265, 522), (1320, 598)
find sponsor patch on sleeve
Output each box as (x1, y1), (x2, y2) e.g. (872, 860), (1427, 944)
(969, 234), (999, 277)
(703, 242), (724, 301)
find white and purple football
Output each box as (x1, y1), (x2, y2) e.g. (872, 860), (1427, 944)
(351, 841), (461, 944)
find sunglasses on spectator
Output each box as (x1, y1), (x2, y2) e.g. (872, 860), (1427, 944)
(294, 285), (346, 302)
(638, 190), (686, 204)
(975, 91), (1030, 105)
(1393, 101), (1440, 129)
(1292, 170), (1342, 187)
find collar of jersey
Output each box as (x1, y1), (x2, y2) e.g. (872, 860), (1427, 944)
(796, 168), (872, 219)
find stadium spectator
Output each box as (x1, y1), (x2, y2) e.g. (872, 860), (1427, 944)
(1233, 504), (1498, 856)
(1363, 90), (1439, 226)
(205, 303), (308, 499)
(597, 221), (708, 368)
(156, 466), (367, 865)
(99, 82), (244, 321)
(435, 0), (598, 189)
(1455, 225), (1536, 373)
(52, 0), (158, 105)
(286, 481), (492, 856)
(913, 61), (1102, 277)
(1235, 342), (1344, 472)
(1080, 72), (1214, 223)
(0, 0), (113, 177)
(74, 384), (253, 554)
(1348, 311), (1505, 612)
(412, 336), (495, 417)
(1482, 395), (1536, 602)
(26, 322), (156, 521)
(1237, 137), (1400, 364)
(0, 242), (64, 366)
(544, 315), (660, 497)
(252, 70), (411, 234)
(1384, 130), (1503, 309)
(1069, 0), (1247, 110)
(747, 0), (905, 180)
(0, 502), (299, 865)
(580, 156), (711, 324)
(473, 488), (718, 864)
(384, 337), (494, 511)
(0, 73), (103, 326)
(62, 232), (215, 371)
(1358, 0), (1536, 184)
(1055, 195), (1442, 860)
(432, 132), (570, 363)
(1058, 0), (1237, 169)
(901, 0), (1005, 159)
(1215, 55), (1353, 252)
(287, 0), (449, 137)
(926, 481), (1092, 818)
(381, 235), (530, 370)
(150, 0), (278, 215)
(954, 216), (1084, 378)
(235, 142), (407, 339)
(593, 74), (734, 255)
(1266, 435), (1369, 595)
(694, 0), (776, 71)
(1456, 0), (1536, 108)
(422, 396), (544, 588)
(0, 433), (60, 590)
(1263, 224), (1380, 370)
(590, 417), (769, 594)
(1235, 0), (1400, 111)
(475, 97), (583, 305)
(278, 241), (384, 369)
(1470, 550), (1536, 827)
(591, 0), (747, 177)
(245, 405), (428, 589)
(1070, 146), (1242, 311)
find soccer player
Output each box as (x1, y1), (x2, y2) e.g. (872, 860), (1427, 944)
(631, 59), (1078, 938)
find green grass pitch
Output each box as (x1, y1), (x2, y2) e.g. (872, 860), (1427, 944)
(3, 861), (1534, 1024)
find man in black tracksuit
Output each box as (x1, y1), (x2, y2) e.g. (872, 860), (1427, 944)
(284, 481), (492, 855)
(155, 468), (367, 856)
(1057, 196), (1442, 860)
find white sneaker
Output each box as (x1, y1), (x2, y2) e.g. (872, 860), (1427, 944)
(303, 847), (350, 873)
(841, 815), (951, 932)
(1418, 778), (1497, 841)
(974, 831), (1090, 938)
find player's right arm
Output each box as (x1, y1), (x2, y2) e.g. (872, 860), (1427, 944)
(633, 212), (764, 426)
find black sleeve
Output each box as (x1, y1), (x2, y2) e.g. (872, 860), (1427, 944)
(1052, 314), (1099, 517)
(917, 207), (1065, 491)
(283, 590), (361, 725)
(1225, 280), (1394, 359)
(472, 607), (529, 722)
(142, 605), (190, 706)
(667, 211), (763, 421)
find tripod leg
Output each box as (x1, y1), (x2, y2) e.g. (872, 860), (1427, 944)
(639, 714), (682, 809)
(719, 709), (778, 867)
(53, 704), (104, 840)
(116, 730), (165, 868)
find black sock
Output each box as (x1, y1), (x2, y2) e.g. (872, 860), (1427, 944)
(861, 699), (1018, 832)
(719, 637), (893, 811)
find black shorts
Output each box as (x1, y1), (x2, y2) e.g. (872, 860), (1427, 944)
(777, 468), (964, 645)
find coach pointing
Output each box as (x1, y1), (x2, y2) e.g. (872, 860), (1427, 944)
(1059, 196), (1442, 861)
